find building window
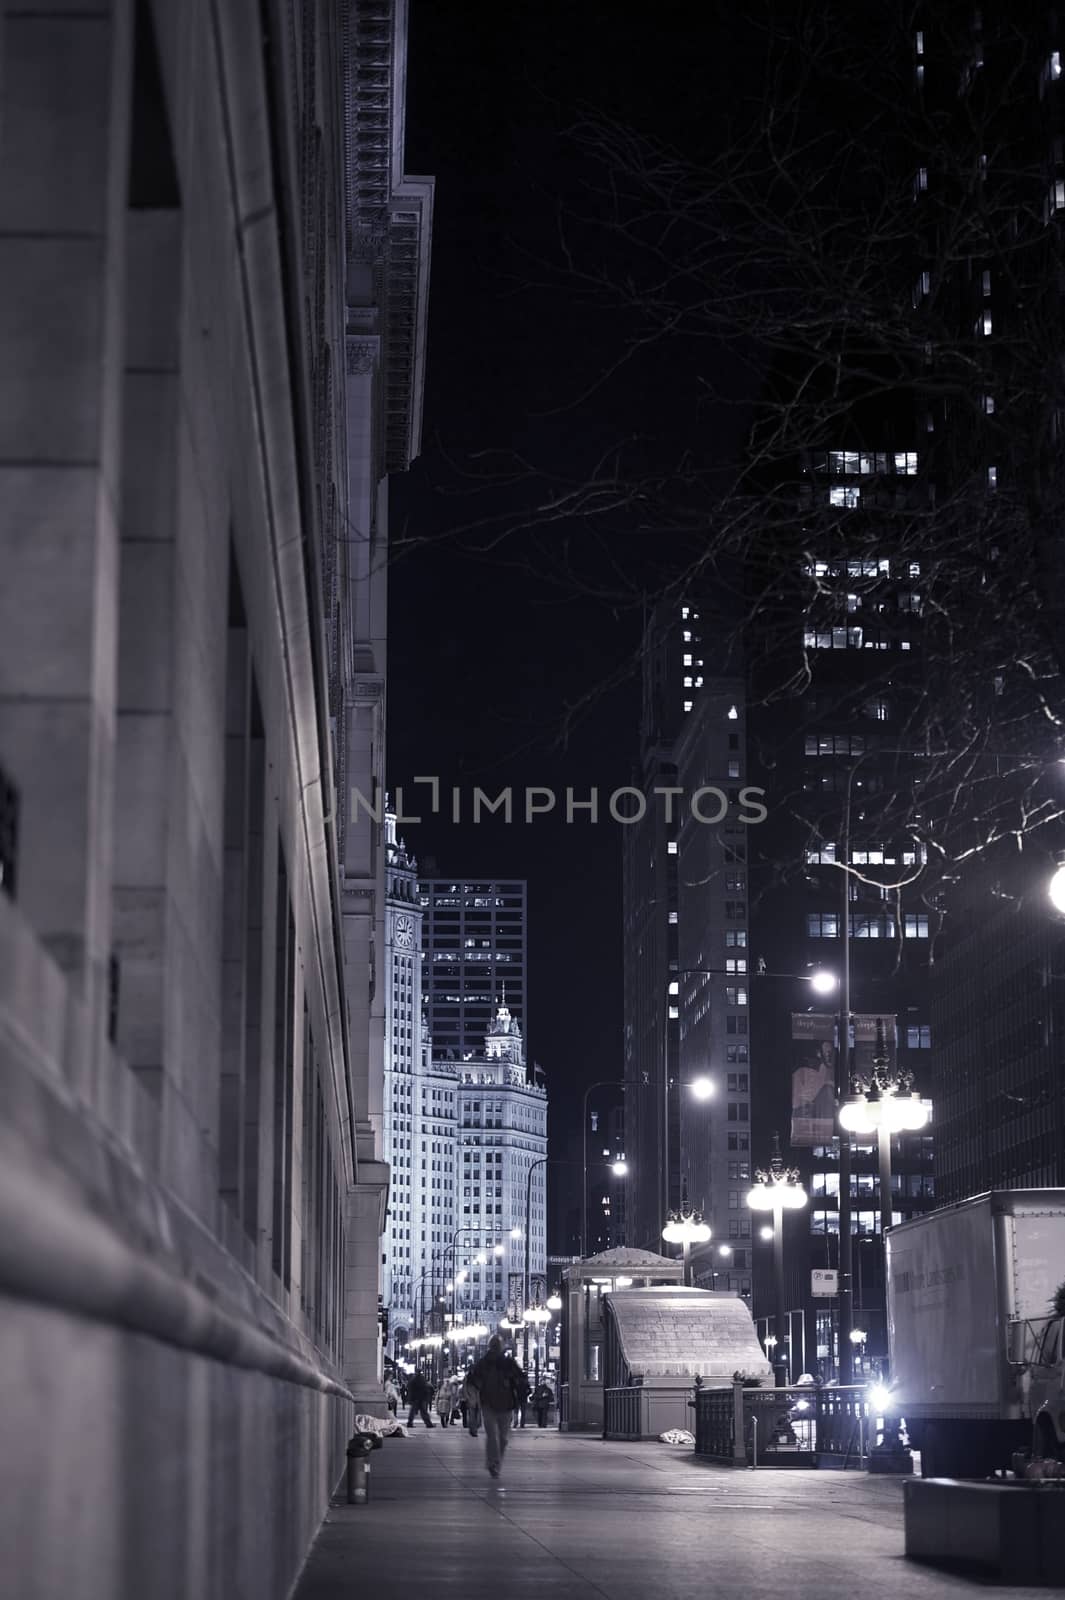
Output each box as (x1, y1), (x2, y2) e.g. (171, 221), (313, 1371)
(725, 930), (747, 947)
(829, 486), (861, 508)
(907, 1024), (932, 1049)
(904, 914), (930, 938)
(807, 913), (838, 938)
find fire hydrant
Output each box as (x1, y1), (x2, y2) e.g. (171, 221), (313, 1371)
(346, 1433), (374, 1504)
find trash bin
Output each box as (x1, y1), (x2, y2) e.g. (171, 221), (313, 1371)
(346, 1433), (375, 1504)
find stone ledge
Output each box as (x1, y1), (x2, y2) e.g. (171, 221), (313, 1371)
(904, 1477), (1065, 1584)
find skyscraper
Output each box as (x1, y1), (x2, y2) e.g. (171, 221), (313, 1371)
(622, 600), (703, 1251)
(420, 878), (528, 1063)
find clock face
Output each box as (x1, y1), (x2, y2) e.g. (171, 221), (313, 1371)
(394, 914), (415, 949)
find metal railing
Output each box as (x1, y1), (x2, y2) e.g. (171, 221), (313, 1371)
(603, 1384), (700, 1440)
(694, 1381), (870, 1468)
(603, 1385), (642, 1439)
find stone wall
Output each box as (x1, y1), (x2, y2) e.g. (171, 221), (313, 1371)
(0, 0), (367, 1593)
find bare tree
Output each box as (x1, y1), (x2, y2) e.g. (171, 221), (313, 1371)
(432, 1), (1065, 901)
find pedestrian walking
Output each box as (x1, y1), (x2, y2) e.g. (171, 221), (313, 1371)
(435, 1379), (454, 1426)
(468, 1335), (529, 1479)
(531, 1381), (553, 1428)
(383, 1376), (400, 1416)
(461, 1370), (481, 1438)
(405, 1369), (435, 1429)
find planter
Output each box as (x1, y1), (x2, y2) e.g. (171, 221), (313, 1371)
(904, 1478), (1065, 1584)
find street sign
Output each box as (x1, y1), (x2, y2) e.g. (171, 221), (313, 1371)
(812, 1269), (838, 1296)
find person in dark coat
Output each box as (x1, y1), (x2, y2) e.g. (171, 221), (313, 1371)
(531, 1381), (553, 1427)
(468, 1336), (529, 1479)
(405, 1368), (435, 1428)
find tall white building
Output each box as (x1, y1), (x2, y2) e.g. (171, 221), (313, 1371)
(384, 833), (548, 1343)
(456, 1002), (548, 1320)
(383, 812), (458, 1350)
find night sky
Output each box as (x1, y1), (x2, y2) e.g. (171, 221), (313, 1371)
(389, 3), (751, 1239)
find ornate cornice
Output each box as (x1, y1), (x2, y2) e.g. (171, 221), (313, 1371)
(343, 0), (434, 473)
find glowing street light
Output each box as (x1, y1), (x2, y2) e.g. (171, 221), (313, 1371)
(688, 1075), (715, 1101)
(1049, 859), (1065, 914)
(662, 1205), (713, 1285)
(546, 1293), (562, 1312)
(839, 1018), (931, 1235)
(808, 968), (839, 996)
(610, 1157), (628, 1176)
(747, 1133), (807, 1386)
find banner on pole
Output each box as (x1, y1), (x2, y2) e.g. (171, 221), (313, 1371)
(790, 1013), (836, 1146)
(851, 1013), (897, 1078)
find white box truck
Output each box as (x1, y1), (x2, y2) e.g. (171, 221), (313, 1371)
(885, 1189), (1065, 1479)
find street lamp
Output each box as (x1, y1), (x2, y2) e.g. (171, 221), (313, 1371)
(546, 1292), (562, 1311)
(522, 1303), (553, 1387)
(850, 1326), (868, 1375)
(1049, 859), (1065, 914)
(689, 1076), (715, 1101)
(839, 1018), (930, 1236)
(747, 1133), (808, 1387)
(661, 1204), (713, 1285)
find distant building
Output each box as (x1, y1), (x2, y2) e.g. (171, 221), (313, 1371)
(675, 679), (754, 1301)
(455, 1002), (548, 1319)
(420, 878), (528, 1061)
(382, 812), (458, 1350)
(623, 599), (704, 1250)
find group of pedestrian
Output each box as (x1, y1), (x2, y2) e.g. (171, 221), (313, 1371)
(391, 1339), (555, 1479)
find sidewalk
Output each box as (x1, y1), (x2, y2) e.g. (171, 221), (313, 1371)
(291, 1425), (1052, 1600)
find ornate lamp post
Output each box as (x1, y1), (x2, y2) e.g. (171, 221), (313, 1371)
(839, 1019), (930, 1237)
(747, 1133), (808, 1386)
(661, 1203), (712, 1286)
(522, 1302), (553, 1388)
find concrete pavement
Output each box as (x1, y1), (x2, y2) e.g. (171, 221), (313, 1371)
(291, 1425), (1053, 1600)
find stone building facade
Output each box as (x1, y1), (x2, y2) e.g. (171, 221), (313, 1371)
(456, 1002), (548, 1321)
(0, 3), (431, 1597)
(382, 809), (459, 1350)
